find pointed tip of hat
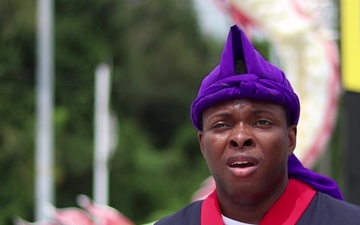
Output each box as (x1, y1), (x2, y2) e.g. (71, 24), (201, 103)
(219, 25), (260, 78)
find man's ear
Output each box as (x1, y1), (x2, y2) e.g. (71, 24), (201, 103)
(288, 125), (297, 155)
(198, 131), (205, 156)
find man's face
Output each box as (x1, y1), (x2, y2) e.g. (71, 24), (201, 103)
(198, 99), (296, 206)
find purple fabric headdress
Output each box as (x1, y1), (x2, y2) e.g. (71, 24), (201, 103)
(191, 25), (343, 200)
(191, 25), (300, 130)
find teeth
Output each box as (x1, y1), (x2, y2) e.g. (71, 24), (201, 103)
(231, 161), (250, 166)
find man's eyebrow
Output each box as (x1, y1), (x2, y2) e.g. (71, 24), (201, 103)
(210, 112), (231, 118)
(252, 109), (276, 115)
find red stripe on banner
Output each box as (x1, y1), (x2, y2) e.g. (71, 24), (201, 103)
(201, 191), (224, 225)
(260, 179), (316, 225)
(302, 40), (340, 168)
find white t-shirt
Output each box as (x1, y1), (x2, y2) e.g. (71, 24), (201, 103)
(222, 215), (257, 225)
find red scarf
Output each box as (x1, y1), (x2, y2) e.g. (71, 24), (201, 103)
(201, 179), (316, 225)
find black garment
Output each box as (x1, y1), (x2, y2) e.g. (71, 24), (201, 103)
(155, 192), (360, 225)
(154, 201), (201, 225)
(297, 192), (360, 224)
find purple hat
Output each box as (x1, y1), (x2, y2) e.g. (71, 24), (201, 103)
(191, 25), (343, 200)
(190, 25), (300, 130)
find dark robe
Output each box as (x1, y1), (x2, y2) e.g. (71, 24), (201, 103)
(155, 179), (360, 225)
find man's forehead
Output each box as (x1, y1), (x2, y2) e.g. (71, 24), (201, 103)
(202, 98), (286, 117)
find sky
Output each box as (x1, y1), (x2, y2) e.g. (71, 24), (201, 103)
(192, 0), (230, 40)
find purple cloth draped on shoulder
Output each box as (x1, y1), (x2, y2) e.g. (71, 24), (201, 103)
(190, 24), (343, 200)
(288, 154), (343, 200)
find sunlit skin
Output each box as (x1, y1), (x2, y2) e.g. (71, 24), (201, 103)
(198, 99), (297, 224)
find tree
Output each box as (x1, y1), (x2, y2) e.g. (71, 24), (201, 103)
(0, 0), (222, 224)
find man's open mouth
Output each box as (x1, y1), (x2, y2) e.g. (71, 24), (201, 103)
(229, 161), (255, 168)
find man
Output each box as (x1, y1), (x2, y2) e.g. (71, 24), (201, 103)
(154, 25), (360, 225)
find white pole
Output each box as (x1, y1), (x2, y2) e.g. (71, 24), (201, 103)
(35, 0), (54, 221)
(93, 63), (111, 205)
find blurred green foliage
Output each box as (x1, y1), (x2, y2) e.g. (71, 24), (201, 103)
(0, 0), (224, 224)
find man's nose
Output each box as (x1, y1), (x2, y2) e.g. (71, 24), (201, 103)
(228, 125), (255, 149)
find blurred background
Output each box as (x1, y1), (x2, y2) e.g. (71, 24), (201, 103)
(0, 0), (359, 224)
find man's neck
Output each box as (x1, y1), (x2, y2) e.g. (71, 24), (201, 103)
(216, 179), (289, 224)
(201, 179), (316, 225)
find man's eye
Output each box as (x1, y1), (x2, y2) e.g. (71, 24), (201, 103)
(212, 123), (228, 129)
(256, 120), (271, 125)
